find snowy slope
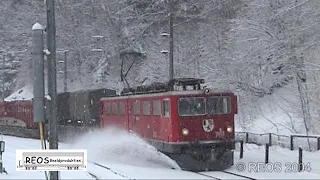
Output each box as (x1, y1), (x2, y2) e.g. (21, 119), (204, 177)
(0, 128), (319, 179)
(235, 87), (319, 135)
(236, 109), (299, 135)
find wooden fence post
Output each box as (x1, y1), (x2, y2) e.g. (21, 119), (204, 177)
(265, 144), (269, 164)
(290, 135), (294, 151)
(240, 140), (244, 159)
(245, 132), (249, 143)
(298, 147), (303, 172)
(269, 133), (272, 146)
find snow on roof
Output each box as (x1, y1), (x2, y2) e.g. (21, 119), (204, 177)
(4, 85), (49, 102)
(4, 86), (33, 102)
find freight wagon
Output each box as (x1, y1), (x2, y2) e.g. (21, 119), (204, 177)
(57, 88), (116, 127)
(0, 88), (116, 140)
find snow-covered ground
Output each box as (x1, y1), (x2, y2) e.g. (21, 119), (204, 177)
(0, 128), (319, 179)
(228, 143), (320, 179)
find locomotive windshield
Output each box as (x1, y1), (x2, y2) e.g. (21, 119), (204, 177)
(178, 96), (231, 116)
(178, 97), (206, 116)
(207, 96), (230, 115)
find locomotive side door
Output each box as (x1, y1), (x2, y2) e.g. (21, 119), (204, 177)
(126, 98), (131, 131)
(128, 99), (139, 133)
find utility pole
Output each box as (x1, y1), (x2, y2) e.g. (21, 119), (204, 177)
(32, 22), (45, 125)
(0, 134), (5, 174)
(1, 55), (4, 100)
(46, 0), (59, 179)
(169, 0), (174, 81)
(63, 51), (68, 92)
(32, 22), (48, 180)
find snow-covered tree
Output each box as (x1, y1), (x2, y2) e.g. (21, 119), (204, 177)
(228, 0), (320, 134)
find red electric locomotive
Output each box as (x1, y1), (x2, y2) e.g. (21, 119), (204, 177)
(100, 78), (238, 171)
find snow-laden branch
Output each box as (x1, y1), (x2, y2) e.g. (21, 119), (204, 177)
(273, 0), (313, 18)
(173, 0), (232, 27)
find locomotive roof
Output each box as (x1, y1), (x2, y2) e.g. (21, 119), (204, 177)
(67, 88), (115, 93)
(101, 89), (234, 100)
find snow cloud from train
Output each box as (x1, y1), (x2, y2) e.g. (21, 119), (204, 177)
(68, 127), (181, 170)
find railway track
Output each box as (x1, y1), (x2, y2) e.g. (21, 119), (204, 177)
(88, 172), (99, 180)
(88, 162), (135, 180)
(221, 170), (257, 180)
(197, 172), (222, 179)
(87, 161), (257, 180)
(197, 170), (257, 180)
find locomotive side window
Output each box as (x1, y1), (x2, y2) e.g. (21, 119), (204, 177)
(152, 100), (161, 116)
(178, 97), (205, 116)
(207, 96), (231, 115)
(119, 102), (125, 115)
(112, 102), (118, 115)
(142, 101), (150, 115)
(163, 100), (170, 117)
(104, 102), (111, 115)
(133, 100), (140, 115)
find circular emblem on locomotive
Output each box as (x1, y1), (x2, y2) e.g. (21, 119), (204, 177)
(203, 119), (214, 132)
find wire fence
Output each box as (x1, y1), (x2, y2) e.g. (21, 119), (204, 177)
(235, 132), (320, 151)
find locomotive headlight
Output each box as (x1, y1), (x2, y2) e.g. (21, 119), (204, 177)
(204, 88), (210, 94)
(182, 128), (189, 136)
(227, 126), (233, 133)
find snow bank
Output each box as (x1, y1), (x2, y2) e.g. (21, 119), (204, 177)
(68, 127), (181, 170)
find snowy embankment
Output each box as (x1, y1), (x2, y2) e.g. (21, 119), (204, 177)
(236, 87), (320, 136)
(0, 127), (319, 179)
(235, 88), (320, 151)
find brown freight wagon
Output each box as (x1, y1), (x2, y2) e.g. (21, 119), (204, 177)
(58, 88), (116, 127)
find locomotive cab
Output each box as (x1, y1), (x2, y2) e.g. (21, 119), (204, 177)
(163, 78), (237, 171)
